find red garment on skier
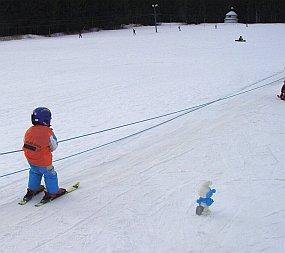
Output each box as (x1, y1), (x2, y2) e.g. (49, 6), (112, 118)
(23, 125), (53, 167)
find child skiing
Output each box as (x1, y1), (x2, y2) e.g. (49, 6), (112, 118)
(22, 107), (66, 203)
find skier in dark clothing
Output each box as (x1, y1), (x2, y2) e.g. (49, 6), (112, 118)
(279, 80), (285, 100)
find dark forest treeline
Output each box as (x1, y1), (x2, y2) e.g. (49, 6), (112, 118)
(0, 0), (284, 36)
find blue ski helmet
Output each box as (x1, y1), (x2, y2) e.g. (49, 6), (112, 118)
(31, 107), (52, 126)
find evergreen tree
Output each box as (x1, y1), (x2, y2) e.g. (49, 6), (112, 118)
(0, 0), (284, 36)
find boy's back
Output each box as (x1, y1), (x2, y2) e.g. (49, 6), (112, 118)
(23, 125), (54, 167)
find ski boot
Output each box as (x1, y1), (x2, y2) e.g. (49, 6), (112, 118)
(19, 185), (45, 205)
(41, 188), (67, 203)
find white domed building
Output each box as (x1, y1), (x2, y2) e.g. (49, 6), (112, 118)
(224, 7), (238, 23)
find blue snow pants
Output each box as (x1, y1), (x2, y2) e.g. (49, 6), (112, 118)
(28, 164), (59, 194)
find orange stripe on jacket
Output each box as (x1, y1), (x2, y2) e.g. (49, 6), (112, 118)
(23, 125), (53, 167)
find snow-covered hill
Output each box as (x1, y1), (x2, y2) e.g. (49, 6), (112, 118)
(0, 23), (284, 253)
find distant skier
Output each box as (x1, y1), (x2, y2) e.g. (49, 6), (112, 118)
(133, 28), (136, 35)
(22, 107), (66, 202)
(278, 80), (285, 100)
(178, 26), (181, 31)
(79, 31), (82, 38)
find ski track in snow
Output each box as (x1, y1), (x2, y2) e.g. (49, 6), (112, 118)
(0, 23), (285, 253)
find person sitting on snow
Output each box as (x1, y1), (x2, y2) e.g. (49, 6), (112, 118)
(237, 35), (245, 42)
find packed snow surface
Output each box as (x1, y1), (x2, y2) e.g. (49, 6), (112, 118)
(0, 23), (285, 253)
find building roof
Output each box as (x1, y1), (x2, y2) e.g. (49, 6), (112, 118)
(226, 10), (237, 16)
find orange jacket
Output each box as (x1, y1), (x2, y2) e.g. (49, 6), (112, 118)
(23, 125), (55, 167)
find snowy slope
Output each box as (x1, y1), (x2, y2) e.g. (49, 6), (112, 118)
(0, 23), (285, 253)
